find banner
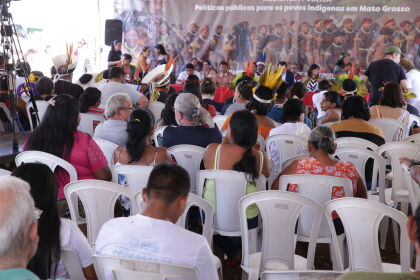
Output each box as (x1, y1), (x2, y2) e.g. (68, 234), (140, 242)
(114, 0), (419, 72)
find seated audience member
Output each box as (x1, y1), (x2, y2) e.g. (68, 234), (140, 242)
(17, 70), (43, 98)
(338, 204), (420, 280)
(94, 93), (131, 146)
(400, 158), (420, 184)
(95, 164), (218, 280)
(121, 53), (137, 82)
(35, 76), (54, 101)
(158, 92), (178, 127)
(203, 110), (269, 264)
(12, 163), (96, 280)
(272, 126), (367, 232)
(114, 109), (171, 165)
(0, 74), (28, 122)
(370, 82), (409, 125)
(176, 63), (201, 84)
(201, 78), (224, 113)
(25, 94), (111, 203)
(200, 60), (217, 81)
(215, 61), (234, 87)
(0, 176), (40, 280)
(99, 66), (148, 109)
(267, 82), (289, 123)
(79, 87), (104, 115)
(15, 61), (31, 88)
(279, 61), (295, 86)
(231, 61), (259, 86)
(331, 96), (385, 147)
(318, 91), (342, 125)
(312, 79), (331, 120)
(400, 57), (420, 111)
(224, 79), (254, 116)
(269, 99), (311, 177)
(162, 93), (222, 148)
(76, 73), (96, 90)
(184, 75), (217, 117)
(288, 82), (306, 100)
(341, 78), (358, 99)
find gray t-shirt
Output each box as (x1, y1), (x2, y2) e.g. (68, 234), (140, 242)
(93, 120), (128, 146)
(224, 102), (247, 116)
(99, 81), (142, 107)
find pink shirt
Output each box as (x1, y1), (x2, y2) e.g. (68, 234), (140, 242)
(25, 131), (108, 199)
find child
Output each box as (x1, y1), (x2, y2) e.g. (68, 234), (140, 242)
(318, 91), (342, 125)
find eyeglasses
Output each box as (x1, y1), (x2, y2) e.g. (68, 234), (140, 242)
(34, 207), (43, 222)
(119, 107), (133, 111)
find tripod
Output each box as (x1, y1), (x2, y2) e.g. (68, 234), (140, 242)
(0, 0), (39, 152)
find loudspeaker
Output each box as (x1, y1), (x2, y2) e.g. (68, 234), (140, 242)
(105, 19), (123, 46)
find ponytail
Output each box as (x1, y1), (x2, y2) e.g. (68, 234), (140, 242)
(126, 109), (152, 162)
(233, 147), (259, 182)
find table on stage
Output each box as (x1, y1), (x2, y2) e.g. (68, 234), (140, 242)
(0, 132), (26, 165)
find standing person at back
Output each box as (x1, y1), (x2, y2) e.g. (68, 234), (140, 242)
(99, 66), (148, 109)
(363, 46), (408, 106)
(95, 164), (218, 280)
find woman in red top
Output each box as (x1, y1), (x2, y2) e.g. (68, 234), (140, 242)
(272, 126), (367, 233)
(79, 87), (104, 116)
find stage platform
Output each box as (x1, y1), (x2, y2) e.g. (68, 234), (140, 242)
(0, 132), (26, 166)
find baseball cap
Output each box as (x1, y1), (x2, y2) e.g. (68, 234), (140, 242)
(385, 46), (402, 55)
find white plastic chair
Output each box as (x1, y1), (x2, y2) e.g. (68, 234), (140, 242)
(148, 101), (165, 123)
(93, 138), (118, 168)
(0, 168), (11, 176)
(78, 113), (105, 136)
(213, 115), (228, 131)
(60, 248), (86, 280)
(261, 270), (343, 280)
(402, 163), (420, 211)
(370, 118), (409, 142)
(334, 147), (386, 201)
(324, 197), (410, 272)
(64, 179), (134, 246)
(281, 154), (308, 171)
(239, 191), (322, 280)
(265, 134), (307, 184)
(153, 126), (167, 147)
(26, 100), (49, 130)
(278, 175), (353, 269)
(168, 144), (205, 194)
(403, 134), (420, 144)
(15, 151), (84, 225)
(111, 165), (153, 193)
(93, 255), (199, 280)
(196, 170), (266, 237)
(335, 137), (379, 151)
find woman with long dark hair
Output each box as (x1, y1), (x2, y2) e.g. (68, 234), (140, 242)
(79, 87), (104, 115)
(301, 63), (321, 92)
(114, 109), (171, 165)
(12, 163), (96, 279)
(154, 43), (169, 65)
(108, 40), (122, 68)
(25, 94), (111, 205)
(203, 110), (269, 264)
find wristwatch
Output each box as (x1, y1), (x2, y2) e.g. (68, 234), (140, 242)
(409, 160), (420, 170)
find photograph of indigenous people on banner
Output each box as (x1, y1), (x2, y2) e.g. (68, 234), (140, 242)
(114, 0), (419, 74)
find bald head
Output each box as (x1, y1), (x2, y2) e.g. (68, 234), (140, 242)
(0, 176), (38, 268)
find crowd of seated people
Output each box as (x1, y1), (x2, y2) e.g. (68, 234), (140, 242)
(2, 43), (420, 280)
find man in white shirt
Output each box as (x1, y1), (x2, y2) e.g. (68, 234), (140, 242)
(176, 63), (201, 84)
(99, 67), (148, 108)
(312, 80), (331, 120)
(95, 164), (218, 280)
